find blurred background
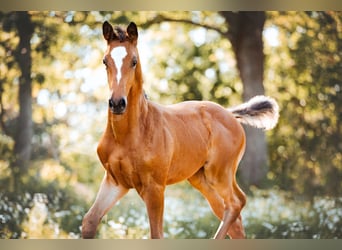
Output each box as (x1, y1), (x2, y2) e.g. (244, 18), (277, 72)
(0, 11), (341, 239)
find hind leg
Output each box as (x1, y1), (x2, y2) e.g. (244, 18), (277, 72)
(188, 168), (246, 239)
(188, 168), (224, 219)
(207, 128), (247, 239)
(210, 172), (246, 239)
(227, 214), (245, 239)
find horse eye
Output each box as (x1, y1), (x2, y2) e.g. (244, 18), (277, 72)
(132, 57), (137, 68)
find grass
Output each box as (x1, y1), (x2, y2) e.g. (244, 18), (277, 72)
(96, 183), (342, 239)
(1, 182), (341, 239)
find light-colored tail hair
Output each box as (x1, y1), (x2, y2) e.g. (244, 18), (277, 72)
(228, 95), (279, 130)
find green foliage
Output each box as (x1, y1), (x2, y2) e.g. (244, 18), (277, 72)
(243, 189), (342, 239)
(265, 11), (342, 197)
(0, 172), (88, 238)
(143, 14), (241, 106)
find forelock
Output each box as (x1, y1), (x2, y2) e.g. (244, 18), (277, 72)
(114, 26), (127, 42)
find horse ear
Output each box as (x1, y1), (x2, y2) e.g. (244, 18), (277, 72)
(103, 21), (115, 42)
(127, 22), (138, 44)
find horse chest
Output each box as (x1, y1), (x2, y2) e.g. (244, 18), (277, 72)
(98, 119), (173, 189)
(105, 155), (133, 188)
(105, 148), (165, 190)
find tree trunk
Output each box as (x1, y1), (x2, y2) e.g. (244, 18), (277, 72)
(13, 12), (34, 174)
(220, 11), (267, 187)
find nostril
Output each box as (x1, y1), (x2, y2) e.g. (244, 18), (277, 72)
(109, 98), (114, 108)
(119, 98), (126, 109)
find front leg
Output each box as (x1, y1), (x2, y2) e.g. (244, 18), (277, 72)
(82, 171), (128, 238)
(140, 184), (165, 239)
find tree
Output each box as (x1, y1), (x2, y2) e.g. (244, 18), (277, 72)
(266, 11), (342, 197)
(220, 12), (267, 187)
(0, 11), (108, 237)
(0, 12), (35, 190)
(0, 11), (103, 183)
(13, 12), (34, 175)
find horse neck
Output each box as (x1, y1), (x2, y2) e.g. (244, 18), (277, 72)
(108, 82), (147, 142)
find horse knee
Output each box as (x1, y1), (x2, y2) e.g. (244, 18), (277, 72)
(82, 213), (100, 239)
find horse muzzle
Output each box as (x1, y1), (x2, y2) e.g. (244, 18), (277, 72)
(109, 97), (127, 115)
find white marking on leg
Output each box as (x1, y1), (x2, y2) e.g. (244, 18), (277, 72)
(82, 172), (128, 238)
(110, 46), (127, 85)
(91, 172), (128, 216)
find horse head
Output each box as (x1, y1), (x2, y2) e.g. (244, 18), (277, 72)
(102, 21), (140, 115)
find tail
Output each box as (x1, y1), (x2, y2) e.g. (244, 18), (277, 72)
(228, 95), (279, 130)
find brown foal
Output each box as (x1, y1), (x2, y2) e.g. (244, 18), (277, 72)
(81, 21), (279, 239)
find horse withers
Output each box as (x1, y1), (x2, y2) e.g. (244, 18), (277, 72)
(81, 21), (279, 239)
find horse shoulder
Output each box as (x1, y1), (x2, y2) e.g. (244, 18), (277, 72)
(96, 128), (116, 168)
(140, 103), (175, 164)
(145, 103), (174, 148)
